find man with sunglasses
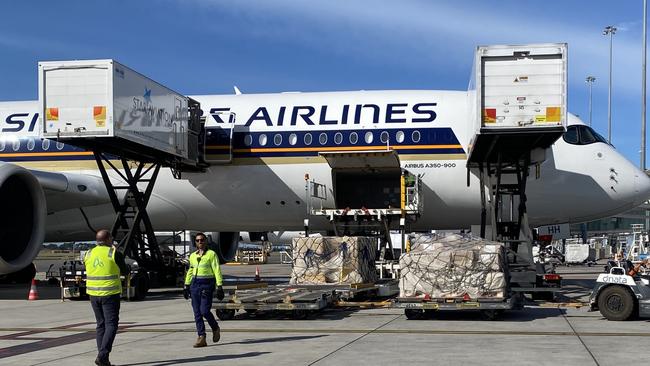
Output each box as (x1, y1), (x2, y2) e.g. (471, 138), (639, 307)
(184, 232), (224, 347)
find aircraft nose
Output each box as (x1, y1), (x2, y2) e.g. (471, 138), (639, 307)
(634, 170), (650, 206)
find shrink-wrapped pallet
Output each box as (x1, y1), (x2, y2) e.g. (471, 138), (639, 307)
(399, 233), (507, 298)
(290, 236), (377, 285)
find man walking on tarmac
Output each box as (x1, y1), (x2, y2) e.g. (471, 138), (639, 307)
(184, 232), (224, 347)
(85, 229), (129, 366)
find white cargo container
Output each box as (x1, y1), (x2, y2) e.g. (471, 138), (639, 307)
(474, 43), (567, 131)
(565, 243), (596, 264)
(466, 43), (568, 165)
(38, 60), (190, 161)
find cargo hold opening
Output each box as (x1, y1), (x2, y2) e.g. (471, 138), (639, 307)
(320, 150), (402, 209)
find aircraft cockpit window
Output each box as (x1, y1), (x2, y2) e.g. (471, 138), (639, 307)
(12, 140), (20, 151)
(0, 139), (5, 151)
(258, 134), (268, 146)
(319, 133), (327, 145)
(289, 133), (297, 146)
(396, 131), (405, 143)
(273, 134), (282, 146)
(365, 131), (373, 144)
(42, 139), (50, 151)
(563, 125), (608, 145)
(304, 133), (313, 145)
(334, 132), (343, 145)
(243, 134), (253, 147)
(380, 131), (389, 144)
(349, 132), (358, 144)
(412, 130), (421, 143)
(27, 138), (35, 151)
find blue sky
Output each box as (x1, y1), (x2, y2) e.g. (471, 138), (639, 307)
(0, 0), (648, 165)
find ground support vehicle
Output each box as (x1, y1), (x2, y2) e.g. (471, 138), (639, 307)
(58, 260), (173, 301)
(589, 266), (650, 320)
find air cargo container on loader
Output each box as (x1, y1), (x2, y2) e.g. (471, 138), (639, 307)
(39, 60), (205, 299)
(39, 59), (199, 166)
(466, 43), (566, 303)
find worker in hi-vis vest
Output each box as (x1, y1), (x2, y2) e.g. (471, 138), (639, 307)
(84, 229), (129, 366)
(184, 232), (224, 348)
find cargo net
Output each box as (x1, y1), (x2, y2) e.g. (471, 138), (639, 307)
(399, 233), (506, 299)
(290, 236), (378, 285)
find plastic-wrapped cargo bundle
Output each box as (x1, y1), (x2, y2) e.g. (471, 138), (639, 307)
(399, 233), (507, 298)
(290, 236), (377, 284)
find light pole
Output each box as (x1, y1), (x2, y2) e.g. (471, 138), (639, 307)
(603, 25), (617, 144)
(586, 76), (596, 126)
(642, 0), (647, 170)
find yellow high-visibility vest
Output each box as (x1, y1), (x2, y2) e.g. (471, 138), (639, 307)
(185, 249), (223, 286)
(84, 246), (121, 296)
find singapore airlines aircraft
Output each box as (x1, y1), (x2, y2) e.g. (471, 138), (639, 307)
(0, 89), (649, 275)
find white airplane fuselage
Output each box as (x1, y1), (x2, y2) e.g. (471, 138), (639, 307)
(1, 90), (648, 242)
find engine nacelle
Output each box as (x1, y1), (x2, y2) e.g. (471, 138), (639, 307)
(0, 164), (46, 274)
(207, 232), (239, 264)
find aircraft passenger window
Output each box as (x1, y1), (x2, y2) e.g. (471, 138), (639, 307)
(56, 141), (64, 150)
(258, 134), (268, 146)
(12, 140), (20, 151)
(27, 138), (35, 151)
(562, 126), (580, 144)
(334, 132), (343, 145)
(304, 133), (313, 145)
(365, 131), (374, 144)
(42, 139), (50, 151)
(0, 139), (5, 151)
(349, 132), (358, 144)
(244, 134), (253, 147)
(380, 131), (389, 144)
(319, 133), (328, 145)
(289, 133), (298, 146)
(396, 131), (405, 143)
(412, 130), (421, 143)
(274, 134), (282, 146)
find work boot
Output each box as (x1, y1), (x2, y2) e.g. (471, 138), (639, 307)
(95, 356), (112, 366)
(212, 326), (221, 343)
(193, 335), (207, 348)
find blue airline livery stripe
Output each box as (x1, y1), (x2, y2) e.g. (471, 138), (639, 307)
(0, 126), (464, 162)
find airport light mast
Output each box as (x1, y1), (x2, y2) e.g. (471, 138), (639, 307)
(603, 25), (617, 144)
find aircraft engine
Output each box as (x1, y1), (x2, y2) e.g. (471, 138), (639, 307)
(0, 164), (46, 275)
(208, 231), (240, 264)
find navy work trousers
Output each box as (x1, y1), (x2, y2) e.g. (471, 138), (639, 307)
(90, 294), (120, 362)
(190, 278), (219, 336)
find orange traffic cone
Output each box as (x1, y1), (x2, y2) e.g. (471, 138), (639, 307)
(28, 278), (39, 301)
(254, 266), (261, 282)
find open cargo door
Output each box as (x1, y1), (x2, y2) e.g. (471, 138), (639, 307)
(320, 150), (402, 209)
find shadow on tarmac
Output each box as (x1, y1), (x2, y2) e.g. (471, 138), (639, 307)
(218, 334), (327, 346)
(119, 351), (271, 366)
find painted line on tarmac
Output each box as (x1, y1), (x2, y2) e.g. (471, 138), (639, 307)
(2, 327), (650, 337)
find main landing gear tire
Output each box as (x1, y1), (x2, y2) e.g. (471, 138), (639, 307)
(597, 286), (636, 321)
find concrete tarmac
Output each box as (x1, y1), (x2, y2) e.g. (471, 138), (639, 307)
(1, 263), (649, 365)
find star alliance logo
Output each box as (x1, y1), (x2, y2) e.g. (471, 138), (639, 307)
(143, 88), (152, 103)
